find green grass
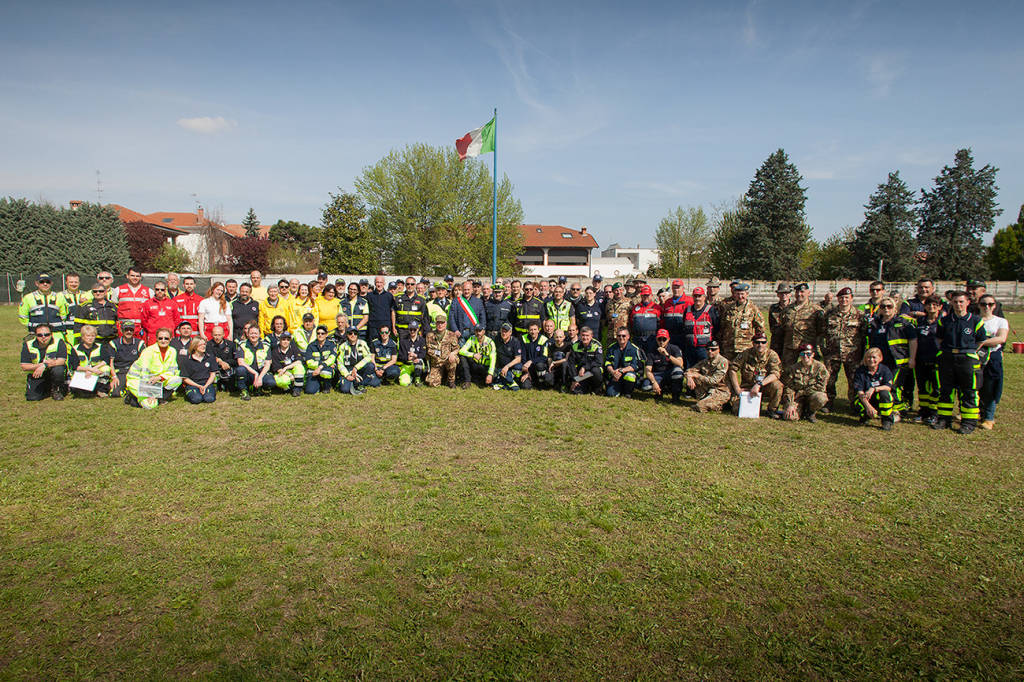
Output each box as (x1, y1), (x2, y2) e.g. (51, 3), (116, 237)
(1, 307), (1022, 679)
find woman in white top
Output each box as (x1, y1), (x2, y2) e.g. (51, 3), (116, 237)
(977, 293), (1009, 429)
(198, 282), (233, 340)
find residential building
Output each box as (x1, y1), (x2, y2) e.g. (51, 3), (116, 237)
(516, 224), (599, 278)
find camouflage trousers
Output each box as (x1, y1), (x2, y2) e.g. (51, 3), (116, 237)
(824, 356), (859, 409)
(426, 356), (459, 387)
(730, 382), (783, 414)
(784, 390), (828, 418)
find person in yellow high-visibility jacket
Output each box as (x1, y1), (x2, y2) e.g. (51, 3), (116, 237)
(125, 327), (182, 409)
(258, 285), (294, 336)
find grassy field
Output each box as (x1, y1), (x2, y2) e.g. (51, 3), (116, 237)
(1, 305), (1022, 679)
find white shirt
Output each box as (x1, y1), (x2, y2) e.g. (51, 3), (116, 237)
(983, 316), (1008, 352)
(198, 297), (229, 324)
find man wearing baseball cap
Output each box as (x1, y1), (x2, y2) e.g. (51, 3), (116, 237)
(19, 274), (68, 342)
(768, 283), (792, 358)
(727, 330), (783, 417)
(685, 340), (731, 412)
(681, 286), (718, 368)
(643, 328), (685, 401)
(660, 279), (694, 350)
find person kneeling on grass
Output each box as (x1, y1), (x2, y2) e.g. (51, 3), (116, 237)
(372, 326), (401, 384)
(727, 331), (782, 417)
(568, 326), (604, 395)
(235, 323), (268, 401)
(852, 347), (895, 431)
(125, 327), (181, 409)
(397, 320), (427, 386)
(458, 324), (496, 388)
(493, 322), (524, 390)
(180, 337), (217, 404)
(781, 343), (829, 423)
(68, 325), (111, 398)
(643, 329), (685, 402)
(255, 331), (305, 397)
(604, 327), (643, 398)
(685, 340), (731, 413)
(20, 323), (67, 402)
(337, 327), (379, 395)
(304, 325), (337, 394)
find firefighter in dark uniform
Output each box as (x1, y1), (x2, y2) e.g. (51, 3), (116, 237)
(484, 284), (514, 338)
(568, 326), (604, 395)
(865, 297), (916, 415)
(629, 285), (661, 358)
(511, 282), (545, 336)
(933, 291), (988, 434)
(574, 286), (604, 340)
(395, 281), (430, 339)
(604, 327), (644, 397)
(75, 283), (119, 342)
(912, 295), (943, 425)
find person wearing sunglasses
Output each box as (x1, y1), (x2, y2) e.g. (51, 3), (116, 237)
(977, 293), (1009, 430)
(604, 328), (643, 398)
(303, 325), (337, 394)
(859, 280), (888, 318)
(20, 323), (68, 401)
(125, 327), (181, 409)
(933, 291), (989, 434)
(19, 273), (68, 343)
(107, 320), (145, 398)
(74, 283), (118, 343)
(727, 331), (782, 417)
(781, 343), (829, 422)
(865, 296), (917, 418)
(139, 281), (180, 345)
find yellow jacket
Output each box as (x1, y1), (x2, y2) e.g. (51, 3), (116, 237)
(259, 298), (294, 336)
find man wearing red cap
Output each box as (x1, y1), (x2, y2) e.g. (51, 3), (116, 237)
(629, 284), (661, 357)
(681, 286), (718, 368)
(660, 279), (694, 350)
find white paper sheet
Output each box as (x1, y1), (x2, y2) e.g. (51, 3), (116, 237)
(69, 371), (98, 391)
(738, 390), (761, 419)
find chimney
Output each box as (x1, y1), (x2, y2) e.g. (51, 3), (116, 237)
(196, 206), (204, 224)
(580, 226), (587, 234)
(69, 200), (83, 210)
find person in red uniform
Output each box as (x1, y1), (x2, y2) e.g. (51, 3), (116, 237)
(174, 275), (203, 337)
(629, 285), (662, 358)
(140, 281), (180, 345)
(114, 267), (152, 338)
(660, 279), (695, 350)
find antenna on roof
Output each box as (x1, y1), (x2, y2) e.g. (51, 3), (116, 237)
(95, 170), (104, 204)
(191, 193), (200, 211)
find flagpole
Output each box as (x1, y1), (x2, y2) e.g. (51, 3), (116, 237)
(491, 107), (498, 285)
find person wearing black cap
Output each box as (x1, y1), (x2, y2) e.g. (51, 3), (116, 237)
(20, 323), (68, 401)
(19, 274), (68, 343)
(397, 319), (427, 385)
(292, 313), (318, 353)
(727, 330), (782, 417)
(75, 282), (118, 343)
(337, 327), (378, 394)
(170, 321), (195, 358)
(966, 280), (1003, 317)
(493, 323), (524, 390)
(781, 343), (829, 422)
(484, 283), (513, 338)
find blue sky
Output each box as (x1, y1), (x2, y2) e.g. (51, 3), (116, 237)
(2, 0), (1021, 248)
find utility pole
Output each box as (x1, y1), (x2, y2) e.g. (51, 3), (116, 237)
(877, 258), (884, 281)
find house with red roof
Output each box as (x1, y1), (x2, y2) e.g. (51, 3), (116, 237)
(516, 224), (599, 278)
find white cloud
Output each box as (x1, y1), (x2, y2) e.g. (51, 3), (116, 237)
(742, 0), (760, 46)
(176, 116), (237, 134)
(864, 54), (902, 97)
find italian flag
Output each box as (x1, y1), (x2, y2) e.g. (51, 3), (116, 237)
(455, 117), (495, 160)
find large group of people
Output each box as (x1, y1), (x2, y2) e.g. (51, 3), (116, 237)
(18, 268), (1010, 434)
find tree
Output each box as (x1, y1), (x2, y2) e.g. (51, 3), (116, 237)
(0, 198), (131, 275)
(707, 199), (746, 278)
(731, 149), (810, 279)
(354, 143), (524, 276)
(816, 228), (855, 279)
(986, 204), (1024, 279)
(268, 220), (320, 251)
(123, 220), (166, 270)
(229, 237), (270, 273)
(917, 148), (1000, 280)
(242, 207), (260, 238)
(320, 191), (379, 274)
(848, 171), (919, 281)
(651, 206), (713, 277)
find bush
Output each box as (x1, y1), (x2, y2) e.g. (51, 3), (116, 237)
(151, 243), (192, 272)
(267, 243), (319, 273)
(124, 221), (166, 270)
(229, 237), (270, 273)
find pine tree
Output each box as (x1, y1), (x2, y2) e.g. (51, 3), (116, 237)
(917, 149), (1000, 280)
(242, 207), (260, 238)
(733, 149), (809, 279)
(320, 191), (378, 273)
(849, 171), (919, 281)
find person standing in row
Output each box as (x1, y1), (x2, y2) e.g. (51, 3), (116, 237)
(933, 291), (987, 435)
(115, 268), (151, 338)
(818, 287), (865, 413)
(977, 293), (1008, 430)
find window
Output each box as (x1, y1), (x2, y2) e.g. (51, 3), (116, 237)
(547, 248), (589, 266)
(517, 247), (545, 265)
(561, 232), (573, 239)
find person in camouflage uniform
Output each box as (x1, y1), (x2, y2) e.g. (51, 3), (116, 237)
(768, 282), (792, 357)
(705, 277), (723, 308)
(780, 282), (823, 366)
(781, 343), (830, 422)
(425, 317), (462, 388)
(818, 286), (866, 412)
(727, 331), (783, 416)
(685, 340), (731, 412)
(716, 282), (765, 359)
(604, 283), (632, 344)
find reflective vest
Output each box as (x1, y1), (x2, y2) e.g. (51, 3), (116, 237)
(126, 345), (182, 396)
(174, 292), (203, 331)
(237, 338), (269, 369)
(75, 300), (118, 339)
(292, 326), (317, 353)
(867, 316), (913, 366)
(683, 305), (714, 348)
(70, 342), (108, 375)
(395, 293), (429, 331)
(305, 339), (337, 374)
(545, 299), (573, 331)
(19, 291), (67, 334)
(58, 290), (92, 336)
(372, 338), (397, 365)
(23, 338), (67, 364)
(338, 339), (373, 372)
(513, 297), (544, 334)
(289, 298), (319, 330)
(604, 342), (643, 376)
(341, 296), (370, 330)
(458, 335), (497, 374)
